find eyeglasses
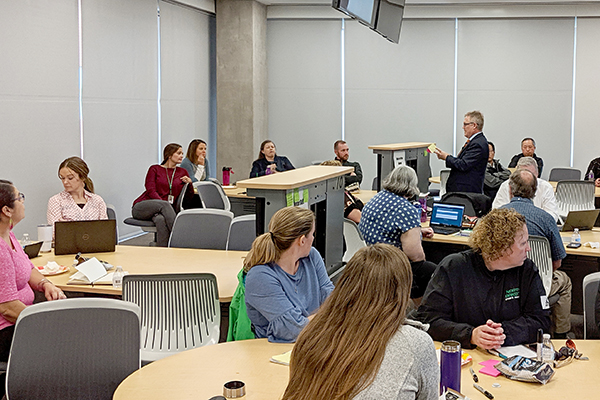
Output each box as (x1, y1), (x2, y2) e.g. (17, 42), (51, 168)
(13, 192), (25, 202)
(463, 122), (476, 127)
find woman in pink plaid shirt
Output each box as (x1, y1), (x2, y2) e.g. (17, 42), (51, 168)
(46, 157), (107, 234)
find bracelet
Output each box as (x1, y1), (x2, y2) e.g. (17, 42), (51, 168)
(38, 278), (51, 291)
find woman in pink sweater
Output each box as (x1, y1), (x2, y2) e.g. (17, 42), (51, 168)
(0, 180), (66, 362)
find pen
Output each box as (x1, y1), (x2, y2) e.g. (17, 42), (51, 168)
(469, 367), (479, 382)
(473, 384), (494, 399)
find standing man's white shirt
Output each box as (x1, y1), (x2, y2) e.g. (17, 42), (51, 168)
(492, 178), (559, 222)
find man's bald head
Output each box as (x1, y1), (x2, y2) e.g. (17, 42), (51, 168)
(509, 169), (538, 199)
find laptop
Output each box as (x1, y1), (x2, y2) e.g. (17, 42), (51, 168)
(430, 202), (465, 235)
(54, 220), (116, 255)
(560, 209), (600, 232)
(23, 241), (43, 259)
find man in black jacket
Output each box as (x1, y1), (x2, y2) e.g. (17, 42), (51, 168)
(415, 208), (550, 350)
(334, 140), (363, 188)
(508, 138), (544, 176)
(434, 111), (489, 193)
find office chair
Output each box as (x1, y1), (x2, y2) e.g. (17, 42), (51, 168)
(168, 208), (234, 249)
(343, 218), (367, 263)
(124, 183), (189, 244)
(122, 273), (220, 363)
(582, 272), (600, 339)
(227, 214), (257, 251)
(5, 298), (140, 400)
(106, 203), (119, 244)
(549, 167), (581, 181)
(554, 180), (595, 219)
(194, 181), (231, 211)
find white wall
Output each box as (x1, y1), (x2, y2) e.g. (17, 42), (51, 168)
(267, 14), (600, 187)
(2, 0), (215, 240)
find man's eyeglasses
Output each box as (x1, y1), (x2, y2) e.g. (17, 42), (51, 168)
(13, 192), (25, 202)
(463, 122), (475, 127)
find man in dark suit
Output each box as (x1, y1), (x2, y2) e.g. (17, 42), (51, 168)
(434, 110), (489, 193)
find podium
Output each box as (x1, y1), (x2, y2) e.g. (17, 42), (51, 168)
(236, 165), (353, 273)
(368, 142), (432, 193)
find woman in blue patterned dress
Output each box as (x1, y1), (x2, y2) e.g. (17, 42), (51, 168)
(359, 166), (437, 300)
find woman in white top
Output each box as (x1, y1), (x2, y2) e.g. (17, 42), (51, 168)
(47, 157), (107, 233)
(180, 139), (210, 183)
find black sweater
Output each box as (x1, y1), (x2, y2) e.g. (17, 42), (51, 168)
(415, 250), (550, 349)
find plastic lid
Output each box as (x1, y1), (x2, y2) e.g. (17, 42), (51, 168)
(543, 333), (551, 339)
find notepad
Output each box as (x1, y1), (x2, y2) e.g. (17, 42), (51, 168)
(68, 257), (114, 285)
(270, 350), (292, 366)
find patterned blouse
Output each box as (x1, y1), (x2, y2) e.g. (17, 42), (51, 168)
(47, 190), (108, 232)
(358, 190), (421, 249)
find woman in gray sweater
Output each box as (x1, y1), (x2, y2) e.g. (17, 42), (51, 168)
(283, 243), (439, 400)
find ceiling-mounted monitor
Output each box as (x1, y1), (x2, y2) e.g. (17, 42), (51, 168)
(332, 0), (405, 44)
(373, 0), (405, 44)
(332, 0), (380, 27)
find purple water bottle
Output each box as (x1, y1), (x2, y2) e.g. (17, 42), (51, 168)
(440, 340), (461, 395)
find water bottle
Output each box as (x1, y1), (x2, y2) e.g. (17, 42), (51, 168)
(541, 333), (555, 363)
(440, 340), (461, 395)
(21, 233), (31, 245)
(112, 266), (124, 288)
(588, 171), (595, 181)
(571, 228), (581, 244)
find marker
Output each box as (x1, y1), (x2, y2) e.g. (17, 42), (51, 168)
(473, 384), (494, 399)
(469, 367), (479, 382)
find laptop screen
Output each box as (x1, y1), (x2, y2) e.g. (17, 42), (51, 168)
(431, 203), (464, 228)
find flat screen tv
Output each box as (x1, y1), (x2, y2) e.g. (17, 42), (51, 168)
(332, 0), (405, 44)
(373, 0), (405, 44)
(332, 0), (380, 27)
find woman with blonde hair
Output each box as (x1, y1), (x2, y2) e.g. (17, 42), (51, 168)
(244, 206), (334, 343)
(47, 156), (107, 232)
(283, 244), (438, 400)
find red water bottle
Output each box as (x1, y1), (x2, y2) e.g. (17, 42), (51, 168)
(222, 167), (233, 186)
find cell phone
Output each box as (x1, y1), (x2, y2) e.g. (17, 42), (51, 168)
(567, 242), (581, 248)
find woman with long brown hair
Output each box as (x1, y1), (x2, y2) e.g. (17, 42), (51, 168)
(244, 206), (333, 343)
(283, 244), (438, 400)
(180, 139), (210, 182)
(47, 156), (108, 233)
(132, 143), (193, 247)
(249, 140), (294, 178)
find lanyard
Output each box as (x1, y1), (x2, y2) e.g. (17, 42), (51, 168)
(166, 167), (177, 195)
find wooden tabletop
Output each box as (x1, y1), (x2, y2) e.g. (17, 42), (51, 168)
(368, 142), (433, 151)
(236, 165), (353, 190)
(113, 338), (600, 400)
(36, 246), (246, 302)
(423, 226), (600, 257)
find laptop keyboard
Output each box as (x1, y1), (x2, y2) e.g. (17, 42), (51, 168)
(432, 226), (461, 235)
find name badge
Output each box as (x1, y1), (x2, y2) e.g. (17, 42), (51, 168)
(168, 195), (174, 204)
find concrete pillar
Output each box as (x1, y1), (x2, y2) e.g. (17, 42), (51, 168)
(216, 0), (267, 183)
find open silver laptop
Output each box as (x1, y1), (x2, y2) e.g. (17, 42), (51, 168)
(54, 220), (116, 255)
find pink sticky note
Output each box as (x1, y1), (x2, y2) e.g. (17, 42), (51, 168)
(478, 359), (501, 377)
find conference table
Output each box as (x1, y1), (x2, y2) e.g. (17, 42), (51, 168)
(37, 246), (246, 302)
(113, 338), (600, 400)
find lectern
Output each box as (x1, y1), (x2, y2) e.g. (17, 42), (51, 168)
(368, 142), (432, 193)
(236, 165), (353, 273)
